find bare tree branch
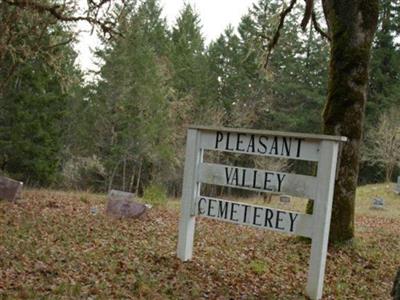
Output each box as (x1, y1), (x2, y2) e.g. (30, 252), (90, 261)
(45, 38), (75, 50)
(312, 11), (331, 41)
(0, 0), (128, 94)
(301, 0), (314, 31)
(263, 0), (297, 69)
(2, 0), (123, 35)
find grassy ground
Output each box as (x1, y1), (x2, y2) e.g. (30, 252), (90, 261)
(0, 183), (399, 299)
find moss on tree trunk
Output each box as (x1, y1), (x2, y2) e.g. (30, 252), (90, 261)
(322, 0), (379, 243)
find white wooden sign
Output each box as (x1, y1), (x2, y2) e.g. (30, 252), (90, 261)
(177, 126), (346, 300)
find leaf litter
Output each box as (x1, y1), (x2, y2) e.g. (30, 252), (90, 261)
(0, 188), (399, 299)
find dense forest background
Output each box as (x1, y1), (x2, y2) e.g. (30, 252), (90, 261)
(0, 0), (399, 196)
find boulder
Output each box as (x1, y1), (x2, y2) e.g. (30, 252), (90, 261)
(106, 189), (147, 219)
(0, 176), (23, 202)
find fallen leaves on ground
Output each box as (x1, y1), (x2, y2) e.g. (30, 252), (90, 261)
(0, 189), (399, 299)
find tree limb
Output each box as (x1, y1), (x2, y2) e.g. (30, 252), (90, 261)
(263, 0), (297, 69)
(45, 38), (75, 50)
(301, 0), (314, 31)
(2, 0), (121, 35)
(312, 11), (331, 41)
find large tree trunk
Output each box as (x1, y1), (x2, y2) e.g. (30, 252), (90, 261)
(322, 0), (379, 242)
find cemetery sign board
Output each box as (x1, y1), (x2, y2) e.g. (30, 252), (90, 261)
(177, 126), (346, 300)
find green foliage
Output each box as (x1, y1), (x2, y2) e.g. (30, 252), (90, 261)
(87, 0), (174, 192)
(361, 0), (400, 183)
(0, 77), (65, 184)
(367, 0), (400, 125)
(0, 10), (80, 185)
(143, 184), (167, 206)
(1, 0), (397, 190)
(207, 0), (329, 133)
(169, 3), (219, 122)
(61, 156), (106, 191)
(170, 3), (206, 99)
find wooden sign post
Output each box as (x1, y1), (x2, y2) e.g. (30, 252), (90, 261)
(177, 126), (346, 300)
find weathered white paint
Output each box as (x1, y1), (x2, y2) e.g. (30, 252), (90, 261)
(177, 126), (346, 300)
(177, 129), (203, 261)
(306, 141), (339, 300)
(280, 195), (291, 203)
(190, 125), (348, 142)
(196, 196), (312, 238)
(199, 162), (317, 199)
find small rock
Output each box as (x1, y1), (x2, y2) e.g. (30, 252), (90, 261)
(90, 207), (98, 215)
(370, 197), (384, 210)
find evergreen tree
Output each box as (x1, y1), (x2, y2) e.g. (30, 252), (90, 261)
(367, 0), (400, 126)
(0, 22), (80, 185)
(360, 0), (400, 183)
(170, 4), (216, 121)
(89, 0), (173, 192)
(237, 0), (329, 133)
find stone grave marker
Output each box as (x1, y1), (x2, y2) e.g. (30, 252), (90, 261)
(90, 207), (98, 215)
(0, 176), (23, 202)
(106, 189), (147, 218)
(371, 197), (384, 210)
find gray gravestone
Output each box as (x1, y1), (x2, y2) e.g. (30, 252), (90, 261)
(90, 207), (98, 215)
(106, 189), (147, 218)
(279, 195), (291, 203)
(371, 197), (384, 210)
(0, 176), (23, 202)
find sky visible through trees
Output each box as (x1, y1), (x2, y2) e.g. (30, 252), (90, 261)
(74, 0), (256, 73)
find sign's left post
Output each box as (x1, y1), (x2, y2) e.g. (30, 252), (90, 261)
(177, 129), (203, 261)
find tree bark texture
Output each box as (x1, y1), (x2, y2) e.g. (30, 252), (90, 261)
(322, 0), (379, 242)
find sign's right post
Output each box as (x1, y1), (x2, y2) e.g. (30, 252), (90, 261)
(306, 140), (339, 300)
